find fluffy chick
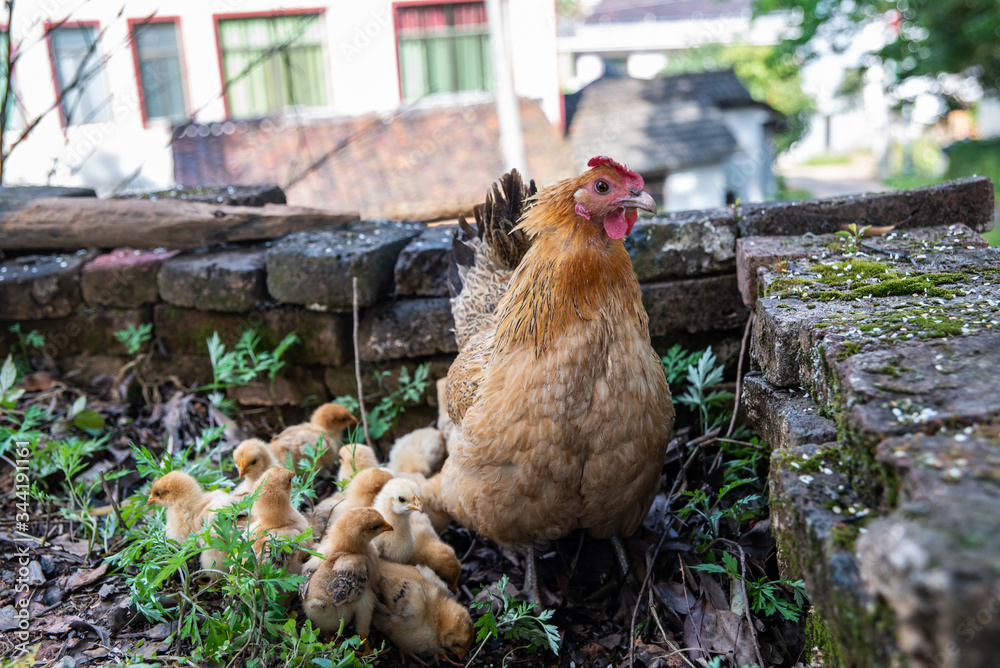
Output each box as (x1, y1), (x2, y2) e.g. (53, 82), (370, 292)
(373, 561), (473, 663)
(301, 507), (392, 638)
(248, 468), (311, 574)
(386, 428), (445, 478)
(337, 443), (379, 482)
(372, 478), (422, 563)
(409, 511), (461, 592)
(232, 438), (281, 497)
(147, 471), (238, 572)
(313, 467), (395, 548)
(271, 403), (358, 472)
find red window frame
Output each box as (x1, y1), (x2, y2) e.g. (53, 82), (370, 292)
(391, 0), (489, 102)
(44, 19), (104, 129)
(211, 7), (327, 120)
(127, 15), (191, 128)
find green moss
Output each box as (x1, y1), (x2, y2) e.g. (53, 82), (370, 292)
(870, 364), (901, 378)
(831, 522), (861, 549)
(836, 340), (863, 361)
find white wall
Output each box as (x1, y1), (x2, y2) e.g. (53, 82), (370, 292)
(5, 0), (561, 194)
(665, 164), (726, 211)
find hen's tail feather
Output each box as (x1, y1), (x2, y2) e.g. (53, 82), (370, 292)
(448, 170), (536, 348)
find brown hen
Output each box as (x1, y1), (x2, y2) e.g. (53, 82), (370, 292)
(434, 159), (675, 601)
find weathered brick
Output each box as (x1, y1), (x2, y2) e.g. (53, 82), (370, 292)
(742, 372), (837, 451)
(626, 208), (737, 281)
(228, 366), (327, 406)
(266, 219), (424, 311)
(158, 249), (267, 313)
(0, 252), (88, 320)
(736, 223), (988, 307)
(359, 298), (457, 362)
(737, 176), (995, 237)
(153, 305), (347, 366)
(642, 275), (749, 337)
(0, 308), (149, 359)
(394, 224), (455, 297)
(82, 248), (178, 307)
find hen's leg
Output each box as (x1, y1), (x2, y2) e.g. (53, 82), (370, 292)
(611, 536), (631, 578)
(522, 545), (553, 606)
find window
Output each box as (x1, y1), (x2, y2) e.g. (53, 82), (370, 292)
(396, 3), (492, 99)
(50, 24), (111, 126)
(132, 20), (187, 123)
(218, 13), (327, 118)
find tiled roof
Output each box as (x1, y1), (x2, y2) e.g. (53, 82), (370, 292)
(566, 71), (767, 173)
(585, 0), (752, 23)
(173, 98), (574, 221)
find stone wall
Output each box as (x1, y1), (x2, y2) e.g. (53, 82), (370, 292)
(0, 190), (757, 429)
(735, 176), (999, 666)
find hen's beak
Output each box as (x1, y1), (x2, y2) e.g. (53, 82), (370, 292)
(618, 190), (657, 214)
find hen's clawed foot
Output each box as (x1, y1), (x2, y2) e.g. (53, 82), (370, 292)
(611, 536), (631, 579)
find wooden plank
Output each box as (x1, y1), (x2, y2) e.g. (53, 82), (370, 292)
(0, 198), (360, 251)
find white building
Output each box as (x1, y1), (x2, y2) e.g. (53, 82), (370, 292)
(3, 0), (561, 195)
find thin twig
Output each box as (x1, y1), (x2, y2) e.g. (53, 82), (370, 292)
(628, 431), (715, 668)
(352, 277), (374, 449)
(726, 310), (754, 439)
(98, 471), (127, 530)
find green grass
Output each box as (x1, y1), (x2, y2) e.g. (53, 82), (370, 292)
(982, 225), (1000, 247)
(800, 153), (853, 167)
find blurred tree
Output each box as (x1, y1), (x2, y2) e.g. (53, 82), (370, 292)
(753, 0), (1000, 95)
(663, 44), (815, 153)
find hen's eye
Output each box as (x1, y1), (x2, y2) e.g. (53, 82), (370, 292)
(595, 179), (610, 194)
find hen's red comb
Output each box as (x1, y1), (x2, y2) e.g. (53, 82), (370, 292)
(588, 156), (641, 181)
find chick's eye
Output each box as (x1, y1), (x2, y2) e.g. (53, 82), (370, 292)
(398, 496), (405, 503)
(250, 459), (257, 465)
(155, 491), (161, 496)
(595, 179), (610, 194)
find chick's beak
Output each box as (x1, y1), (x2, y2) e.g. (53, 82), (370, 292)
(406, 500), (423, 512)
(619, 189), (657, 214)
(146, 494), (156, 506)
(237, 457), (246, 478)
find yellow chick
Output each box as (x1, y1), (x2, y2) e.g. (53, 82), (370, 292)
(146, 471), (238, 573)
(271, 403), (358, 472)
(386, 428), (445, 478)
(409, 511), (462, 593)
(313, 467), (395, 549)
(337, 443), (379, 482)
(248, 468), (311, 575)
(301, 507), (393, 638)
(373, 561), (473, 663)
(372, 478), (422, 563)
(232, 438), (281, 497)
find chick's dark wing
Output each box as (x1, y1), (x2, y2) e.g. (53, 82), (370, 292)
(327, 554), (370, 605)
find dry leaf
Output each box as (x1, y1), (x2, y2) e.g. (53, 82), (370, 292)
(64, 563), (108, 591)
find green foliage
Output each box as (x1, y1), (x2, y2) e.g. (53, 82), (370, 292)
(674, 347), (735, 433)
(692, 551), (809, 622)
(661, 344), (705, 387)
(945, 139), (1000, 190)
(7, 324), (44, 375)
(202, 329), (300, 411)
(662, 43), (815, 152)
(835, 222), (872, 247)
(771, 174), (813, 201)
(467, 575), (560, 664)
(107, 476), (370, 667)
(114, 323), (153, 356)
(753, 0), (1000, 96)
(336, 363), (430, 442)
